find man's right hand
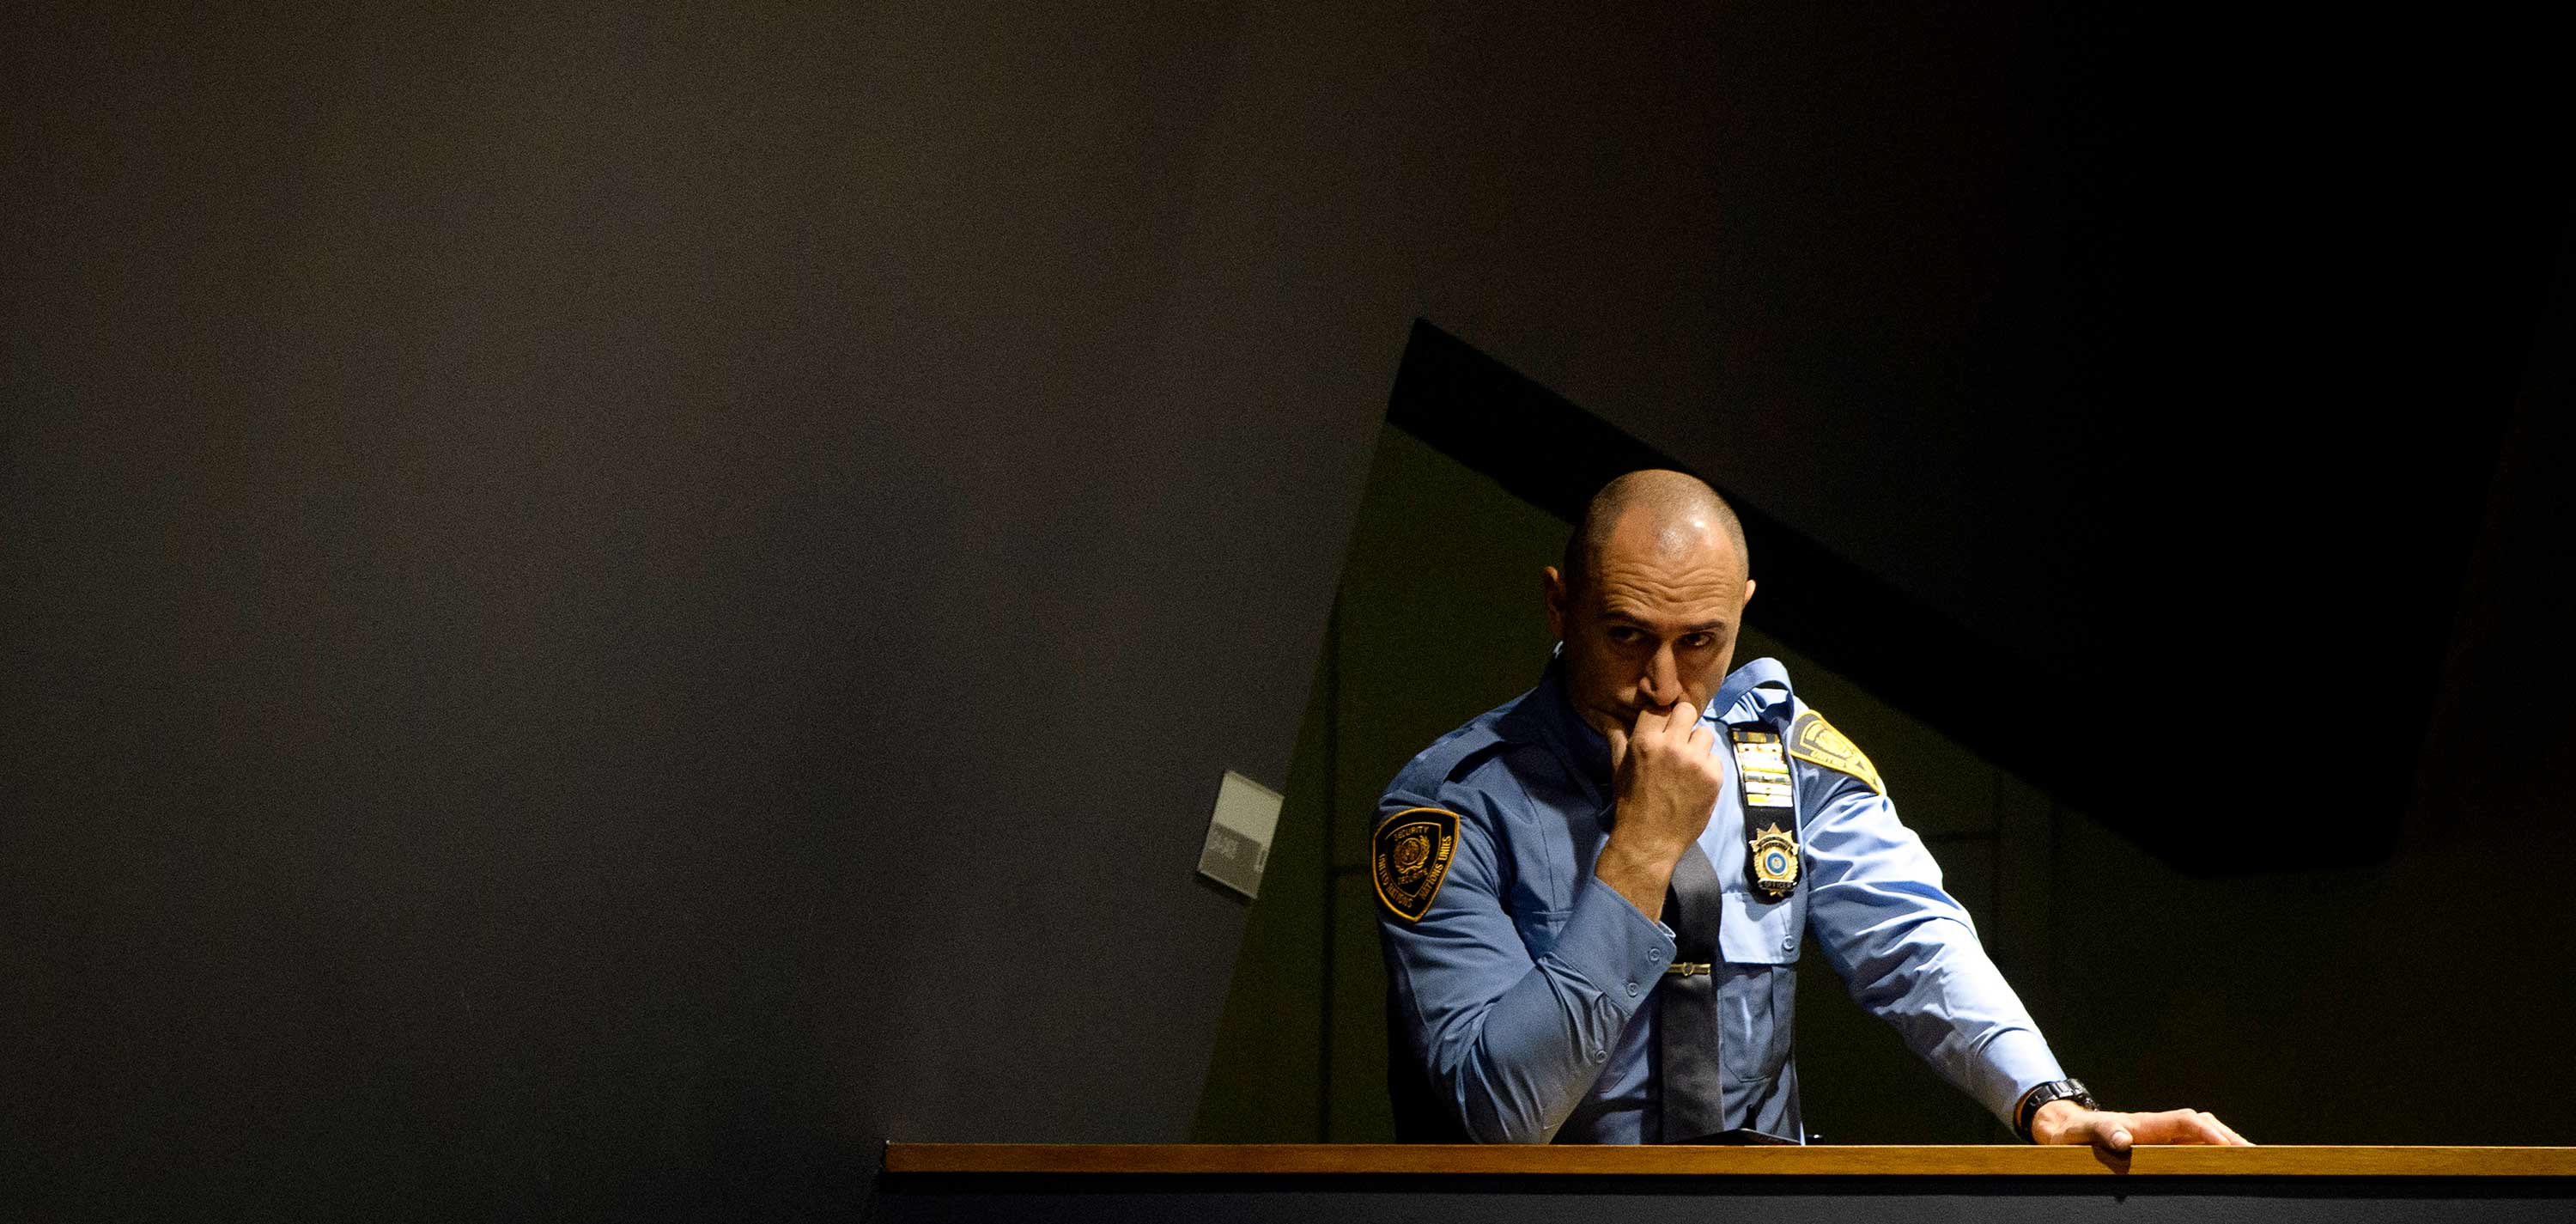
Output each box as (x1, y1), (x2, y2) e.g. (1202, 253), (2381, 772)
(1595, 703), (1726, 921)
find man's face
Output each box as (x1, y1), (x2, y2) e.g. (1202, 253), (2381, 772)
(1544, 508), (1754, 737)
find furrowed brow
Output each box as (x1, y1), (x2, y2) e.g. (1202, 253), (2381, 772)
(1601, 607), (1732, 635)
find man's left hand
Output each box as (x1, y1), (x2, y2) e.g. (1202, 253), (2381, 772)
(2032, 1100), (2251, 1148)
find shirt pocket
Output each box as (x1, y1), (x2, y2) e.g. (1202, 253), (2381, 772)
(1716, 889), (1804, 966)
(1716, 963), (1799, 1085)
(1716, 890), (1803, 1083)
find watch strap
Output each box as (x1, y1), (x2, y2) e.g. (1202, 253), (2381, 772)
(2013, 1078), (2099, 1143)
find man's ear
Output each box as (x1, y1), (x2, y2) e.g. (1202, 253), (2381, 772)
(1741, 577), (1757, 610)
(1542, 566), (1569, 641)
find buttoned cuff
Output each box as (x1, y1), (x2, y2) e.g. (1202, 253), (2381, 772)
(1547, 874), (1678, 1019)
(1972, 1028), (2069, 1128)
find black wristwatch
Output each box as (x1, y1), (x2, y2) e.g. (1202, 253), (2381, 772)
(2013, 1078), (2098, 1143)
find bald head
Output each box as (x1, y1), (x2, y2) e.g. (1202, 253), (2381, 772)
(1560, 470), (1749, 596)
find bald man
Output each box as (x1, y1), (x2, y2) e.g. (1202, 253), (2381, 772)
(1372, 470), (2245, 1148)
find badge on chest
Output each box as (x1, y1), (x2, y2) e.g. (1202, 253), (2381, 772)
(1730, 725), (1800, 901)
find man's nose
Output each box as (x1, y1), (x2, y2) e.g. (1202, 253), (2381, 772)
(1640, 645), (1680, 705)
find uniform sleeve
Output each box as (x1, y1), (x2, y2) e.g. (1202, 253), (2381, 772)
(1376, 784), (1676, 1143)
(1801, 772), (2066, 1127)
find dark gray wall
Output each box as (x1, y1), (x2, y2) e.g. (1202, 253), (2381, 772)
(5, 3), (2567, 1219)
(7, 7), (1358, 1215)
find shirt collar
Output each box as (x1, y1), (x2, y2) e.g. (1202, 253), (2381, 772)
(1519, 652), (1613, 786)
(1711, 655), (1791, 723)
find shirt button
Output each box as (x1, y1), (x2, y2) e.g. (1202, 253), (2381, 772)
(1625, 980), (1639, 997)
(1781, 938), (1796, 953)
(1591, 1046), (1607, 1063)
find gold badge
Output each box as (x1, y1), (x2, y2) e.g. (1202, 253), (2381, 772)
(1372, 807), (1460, 923)
(1748, 820), (1800, 899)
(1789, 709), (1885, 795)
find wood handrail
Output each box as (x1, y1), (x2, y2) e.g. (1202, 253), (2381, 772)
(884, 1142), (2576, 1178)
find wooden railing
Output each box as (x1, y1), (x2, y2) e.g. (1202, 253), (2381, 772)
(885, 1142), (2576, 1178)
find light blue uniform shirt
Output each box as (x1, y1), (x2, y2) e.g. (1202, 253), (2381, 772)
(1376, 655), (2064, 1144)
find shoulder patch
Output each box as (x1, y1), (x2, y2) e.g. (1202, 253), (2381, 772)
(1788, 709), (1886, 795)
(1371, 807), (1460, 923)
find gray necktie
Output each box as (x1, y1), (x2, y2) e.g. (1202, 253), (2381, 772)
(1657, 840), (1726, 1142)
